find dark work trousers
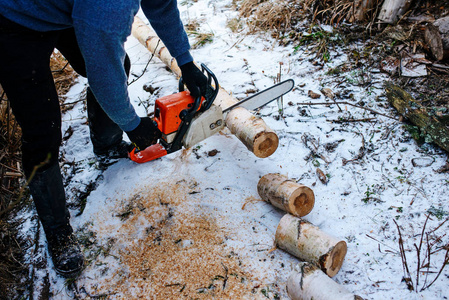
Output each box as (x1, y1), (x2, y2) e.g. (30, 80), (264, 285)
(0, 14), (130, 233)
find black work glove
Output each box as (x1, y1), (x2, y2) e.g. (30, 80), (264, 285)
(125, 117), (161, 151)
(179, 62), (208, 99)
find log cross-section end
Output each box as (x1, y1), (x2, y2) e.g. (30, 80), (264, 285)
(285, 182), (315, 217)
(257, 173), (315, 217)
(321, 240), (348, 277)
(226, 107), (279, 158)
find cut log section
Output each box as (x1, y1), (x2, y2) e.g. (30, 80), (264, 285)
(131, 16), (279, 158)
(287, 262), (364, 300)
(257, 173), (314, 217)
(275, 214), (347, 277)
(378, 0), (412, 24)
(385, 82), (449, 152)
(225, 107), (278, 158)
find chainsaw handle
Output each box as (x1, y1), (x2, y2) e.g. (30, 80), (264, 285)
(178, 63), (218, 111)
(200, 63), (219, 111)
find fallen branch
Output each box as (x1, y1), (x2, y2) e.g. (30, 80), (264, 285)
(385, 82), (449, 152)
(296, 101), (397, 120)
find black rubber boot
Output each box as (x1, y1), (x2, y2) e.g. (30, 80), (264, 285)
(46, 224), (84, 277)
(28, 163), (84, 277)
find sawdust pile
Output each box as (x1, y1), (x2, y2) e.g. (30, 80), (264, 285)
(93, 180), (264, 299)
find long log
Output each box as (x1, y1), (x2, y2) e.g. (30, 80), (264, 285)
(287, 262), (364, 300)
(275, 214), (347, 277)
(385, 82), (449, 152)
(131, 16), (279, 158)
(257, 173), (314, 217)
(378, 0), (412, 24)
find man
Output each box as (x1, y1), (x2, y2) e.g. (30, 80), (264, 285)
(0, 0), (208, 277)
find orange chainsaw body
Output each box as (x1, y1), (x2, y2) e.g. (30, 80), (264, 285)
(154, 91), (204, 135)
(129, 63), (219, 164)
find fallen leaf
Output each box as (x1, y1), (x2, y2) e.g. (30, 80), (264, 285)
(308, 90), (321, 99)
(316, 168), (328, 184)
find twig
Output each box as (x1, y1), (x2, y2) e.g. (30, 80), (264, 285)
(51, 61), (70, 73)
(416, 214), (430, 290)
(221, 263), (228, 290)
(60, 99), (85, 107)
(296, 101), (397, 119)
(421, 244), (449, 291)
(366, 234), (398, 253)
(128, 40), (160, 86)
(327, 117), (376, 123)
(393, 219), (414, 291)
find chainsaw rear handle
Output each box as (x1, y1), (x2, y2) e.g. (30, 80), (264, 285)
(179, 63), (219, 111)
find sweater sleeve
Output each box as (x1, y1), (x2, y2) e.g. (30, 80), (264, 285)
(140, 0), (193, 66)
(72, 0), (141, 132)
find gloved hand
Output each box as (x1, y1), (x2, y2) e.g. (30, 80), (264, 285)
(125, 117), (161, 151)
(179, 62), (208, 99)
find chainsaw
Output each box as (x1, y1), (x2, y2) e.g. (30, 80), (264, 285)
(129, 63), (294, 163)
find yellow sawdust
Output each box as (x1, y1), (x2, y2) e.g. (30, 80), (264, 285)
(91, 180), (265, 299)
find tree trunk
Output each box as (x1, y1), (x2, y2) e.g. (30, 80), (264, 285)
(275, 214), (347, 277)
(385, 82), (449, 152)
(131, 17), (279, 158)
(287, 262), (364, 300)
(257, 173), (315, 217)
(348, 0), (376, 22)
(378, 0), (412, 24)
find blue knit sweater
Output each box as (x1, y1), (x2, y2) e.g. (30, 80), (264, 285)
(0, 0), (193, 131)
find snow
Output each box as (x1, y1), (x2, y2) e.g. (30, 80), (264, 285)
(16, 0), (449, 299)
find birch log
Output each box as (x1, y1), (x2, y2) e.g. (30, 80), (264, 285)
(257, 173), (314, 217)
(378, 0), (412, 24)
(275, 214), (347, 277)
(287, 262), (364, 300)
(131, 16), (279, 158)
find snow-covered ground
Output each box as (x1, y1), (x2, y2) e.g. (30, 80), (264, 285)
(17, 0), (449, 299)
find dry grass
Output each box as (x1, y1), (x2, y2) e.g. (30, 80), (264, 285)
(50, 51), (78, 111)
(238, 0), (383, 35)
(0, 89), (26, 299)
(0, 50), (78, 299)
(239, 0), (301, 35)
